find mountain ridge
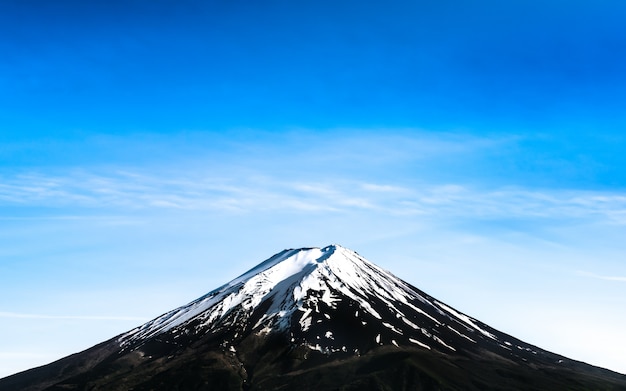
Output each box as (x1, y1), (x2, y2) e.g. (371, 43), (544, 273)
(1, 244), (625, 390)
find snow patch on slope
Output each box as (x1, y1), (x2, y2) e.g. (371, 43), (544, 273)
(434, 301), (497, 340)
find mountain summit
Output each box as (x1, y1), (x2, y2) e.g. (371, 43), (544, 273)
(2, 245), (625, 390)
(119, 244), (520, 357)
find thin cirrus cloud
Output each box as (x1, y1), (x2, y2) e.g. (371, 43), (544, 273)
(577, 272), (626, 283)
(0, 170), (625, 225)
(0, 312), (148, 321)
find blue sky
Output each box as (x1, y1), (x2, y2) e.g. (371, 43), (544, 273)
(1, 0), (626, 377)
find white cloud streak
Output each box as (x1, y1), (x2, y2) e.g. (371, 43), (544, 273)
(1, 170), (626, 225)
(578, 272), (626, 282)
(0, 312), (149, 321)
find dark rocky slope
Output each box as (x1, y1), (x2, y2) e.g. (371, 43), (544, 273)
(2, 245), (624, 391)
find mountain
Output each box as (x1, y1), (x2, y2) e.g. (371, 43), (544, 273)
(1, 244), (625, 390)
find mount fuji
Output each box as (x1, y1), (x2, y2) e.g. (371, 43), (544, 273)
(1, 245), (624, 390)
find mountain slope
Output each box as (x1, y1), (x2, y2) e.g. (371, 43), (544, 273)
(1, 245), (625, 391)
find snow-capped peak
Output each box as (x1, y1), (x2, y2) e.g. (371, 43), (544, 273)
(120, 245), (339, 343)
(8, 245), (620, 391)
(119, 245), (513, 356)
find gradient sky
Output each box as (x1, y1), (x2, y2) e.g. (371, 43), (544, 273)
(1, 0), (626, 377)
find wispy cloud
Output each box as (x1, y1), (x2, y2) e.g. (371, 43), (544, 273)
(0, 312), (149, 321)
(1, 170), (626, 225)
(0, 352), (55, 359)
(578, 272), (626, 282)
